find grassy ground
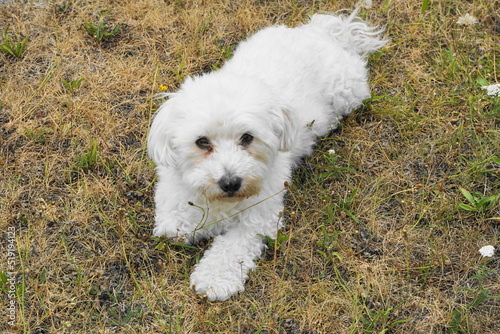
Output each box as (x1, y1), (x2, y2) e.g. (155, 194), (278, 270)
(1, 0), (499, 333)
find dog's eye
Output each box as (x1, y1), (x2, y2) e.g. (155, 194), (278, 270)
(240, 133), (254, 147)
(195, 137), (212, 151)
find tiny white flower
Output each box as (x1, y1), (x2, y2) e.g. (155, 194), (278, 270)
(457, 13), (478, 26)
(481, 83), (500, 97)
(479, 245), (495, 257)
(356, 0), (372, 10)
(328, 149), (336, 155)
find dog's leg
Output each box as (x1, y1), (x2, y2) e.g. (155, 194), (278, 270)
(189, 194), (285, 301)
(153, 202), (209, 244)
(153, 205), (192, 243)
(189, 226), (267, 301)
(152, 167), (206, 243)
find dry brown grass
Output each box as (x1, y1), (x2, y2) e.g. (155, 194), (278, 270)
(1, 0), (499, 333)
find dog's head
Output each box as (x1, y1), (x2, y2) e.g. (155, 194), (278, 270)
(148, 73), (295, 202)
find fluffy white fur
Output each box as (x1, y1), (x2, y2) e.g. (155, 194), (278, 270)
(148, 11), (386, 301)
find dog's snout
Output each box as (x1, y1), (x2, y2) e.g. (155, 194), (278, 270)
(218, 176), (242, 196)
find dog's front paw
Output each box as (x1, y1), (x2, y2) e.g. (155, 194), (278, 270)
(190, 264), (245, 302)
(152, 214), (190, 243)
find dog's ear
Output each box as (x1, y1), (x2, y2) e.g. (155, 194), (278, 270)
(147, 101), (177, 167)
(270, 106), (295, 152)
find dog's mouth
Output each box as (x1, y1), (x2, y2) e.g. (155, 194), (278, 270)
(215, 194), (249, 203)
(214, 188), (256, 202)
(214, 175), (256, 201)
(200, 175), (262, 202)
(203, 183), (261, 203)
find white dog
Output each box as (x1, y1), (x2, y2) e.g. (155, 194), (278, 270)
(148, 11), (386, 301)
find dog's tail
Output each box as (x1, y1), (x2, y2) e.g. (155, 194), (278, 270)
(305, 10), (388, 57)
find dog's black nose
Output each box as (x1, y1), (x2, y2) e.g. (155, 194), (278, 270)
(218, 176), (242, 196)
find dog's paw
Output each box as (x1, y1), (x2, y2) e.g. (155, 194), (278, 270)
(153, 211), (212, 244)
(152, 215), (192, 243)
(190, 265), (245, 302)
(153, 215), (179, 237)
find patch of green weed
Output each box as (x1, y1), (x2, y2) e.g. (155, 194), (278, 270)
(84, 10), (122, 45)
(0, 27), (28, 59)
